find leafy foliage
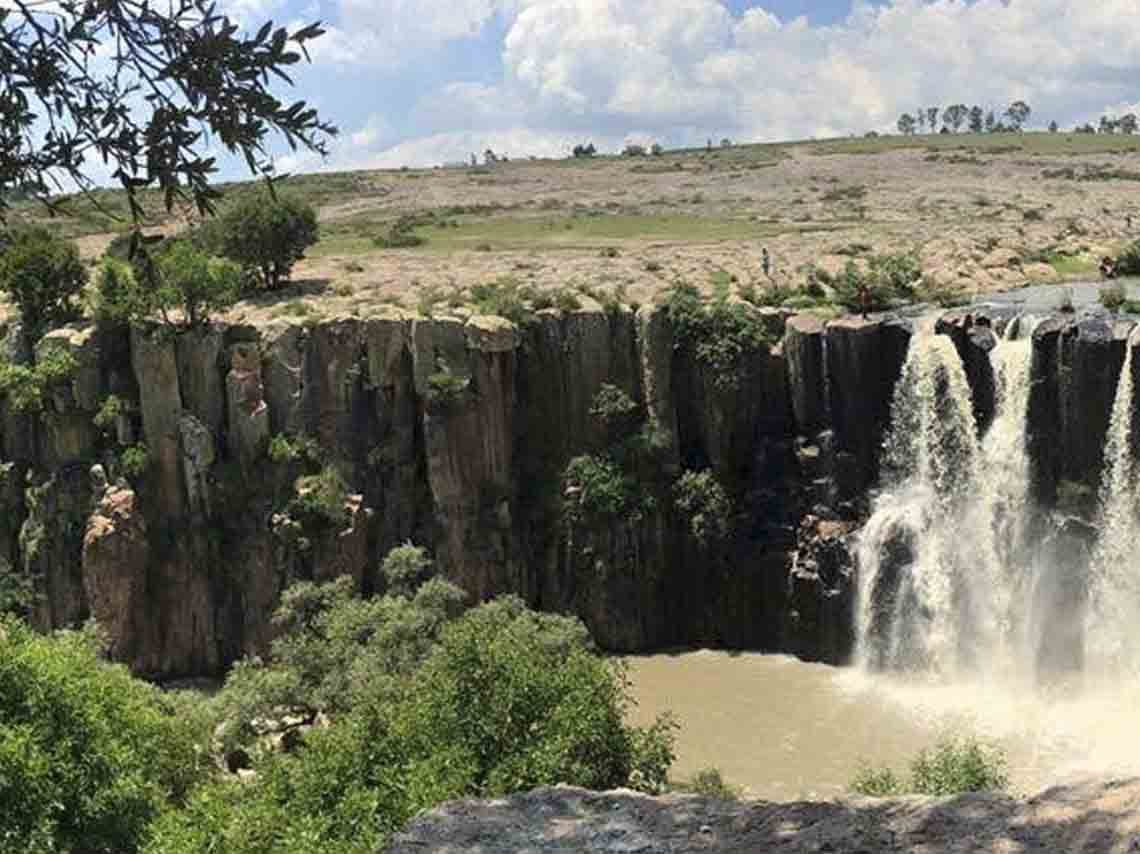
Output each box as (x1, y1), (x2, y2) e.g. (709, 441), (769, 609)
(665, 282), (772, 391)
(850, 736), (1008, 797)
(0, 227), (86, 338)
(203, 194), (319, 289)
(684, 767), (742, 800)
(95, 241), (241, 327)
(0, 620), (212, 854)
(830, 252), (923, 312)
(1116, 240), (1140, 276)
(673, 470), (731, 547)
(171, 571), (677, 854)
(1100, 283), (1126, 312)
(0, 0), (335, 219)
(0, 348), (77, 413)
(374, 214), (427, 249)
(562, 454), (638, 523)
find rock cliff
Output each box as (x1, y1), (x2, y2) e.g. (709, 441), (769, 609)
(0, 299), (977, 677)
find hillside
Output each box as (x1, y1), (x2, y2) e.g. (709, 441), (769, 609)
(6, 131), (1140, 325)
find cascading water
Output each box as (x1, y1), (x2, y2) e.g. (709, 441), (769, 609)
(1086, 333), (1140, 673)
(855, 316), (1039, 677)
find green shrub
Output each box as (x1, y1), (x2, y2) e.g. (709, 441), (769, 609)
(96, 242), (240, 328)
(850, 737), (1008, 797)
(287, 467), (350, 534)
(162, 592), (676, 854)
(375, 215), (426, 249)
(470, 276), (536, 324)
(0, 620), (211, 854)
(0, 348), (77, 413)
(93, 395), (126, 433)
(0, 226), (87, 338)
(673, 470), (731, 546)
(589, 383), (638, 427)
(665, 283), (772, 392)
(1100, 283), (1126, 312)
(684, 767), (742, 800)
(382, 543), (433, 597)
(152, 241), (242, 327)
(426, 370), (470, 409)
(831, 252), (922, 313)
(563, 454), (637, 523)
(1117, 240), (1140, 276)
(267, 433), (323, 467)
(204, 193), (319, 289)
(120, 443), (149, 479)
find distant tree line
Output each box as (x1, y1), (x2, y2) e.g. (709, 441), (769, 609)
(896, 101), (1032, 135)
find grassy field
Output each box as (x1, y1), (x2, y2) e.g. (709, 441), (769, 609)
(6, 130), (1140, 325)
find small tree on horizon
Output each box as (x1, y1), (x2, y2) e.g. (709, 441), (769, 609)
(926, 107), (940, 133)
(897, 113), (917, 136)
(1005, 100), (1032, 131)
(968, 106), (985, 133)
(944, 104), (969, 132)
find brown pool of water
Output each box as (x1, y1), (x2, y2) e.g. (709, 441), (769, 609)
(623, 651), (1140, 801)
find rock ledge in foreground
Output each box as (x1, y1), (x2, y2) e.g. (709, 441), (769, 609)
(388, 779), (1140, 853)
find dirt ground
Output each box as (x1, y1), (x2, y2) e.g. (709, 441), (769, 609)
(8, 134), (1140, 326)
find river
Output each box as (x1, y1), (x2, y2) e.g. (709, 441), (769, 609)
(625, 651), (1140, 800)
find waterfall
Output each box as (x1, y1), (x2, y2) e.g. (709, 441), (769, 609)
(1087, 335), (1139, 672)
(855, 317), (1038, 676)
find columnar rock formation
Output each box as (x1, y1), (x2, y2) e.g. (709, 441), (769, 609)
(28, 298), (1125, 678)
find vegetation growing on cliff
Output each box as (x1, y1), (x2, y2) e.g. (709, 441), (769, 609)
(665, 282), (773, 391)
(0, 227), (86, 339)
(0, 347), (78, 413)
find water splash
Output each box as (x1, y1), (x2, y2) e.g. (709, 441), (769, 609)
(856, 317), (1039, 677)
(1087, 334), (1140, 672)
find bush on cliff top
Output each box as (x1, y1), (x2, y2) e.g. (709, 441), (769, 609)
(200, 193), (319, 290)
(665, 282), (772, 392)
(0, 226), (86, 339)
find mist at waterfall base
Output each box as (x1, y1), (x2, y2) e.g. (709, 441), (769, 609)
(628, 315), (1140, 799)
(853, 313), (1140, 784)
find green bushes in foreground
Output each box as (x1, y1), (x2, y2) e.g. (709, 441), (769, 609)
(4, 542), (677, 854)
(850, 736), (1008, 797)
(0, 620), (211, 854)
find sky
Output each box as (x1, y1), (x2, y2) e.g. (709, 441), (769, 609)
(212, 0), (1140, 174)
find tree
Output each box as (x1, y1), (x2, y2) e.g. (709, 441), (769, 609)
(917, 110), (926, 133)
(1099, 115), (1117, 134)
(926, 107), (940, 133)
(968, 106), (985, 134)
(0, 227), (87, 339)
(944, 104), (969, 133)
(897, 113), (917, 136)
(0, 0), (335, 222)
(1005, 100), (1032, 130)
(1122, 114), (1138, 135)
(202, 192), (318, 289)
(0, 619), (211, 854)
(572, 143), (596, 158)
(96, 240), (240, 328)
(1049, 120), (1059, 133)
(985, 110), (997, 133)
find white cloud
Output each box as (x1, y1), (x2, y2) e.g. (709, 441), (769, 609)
(311, 0), (1140, 171)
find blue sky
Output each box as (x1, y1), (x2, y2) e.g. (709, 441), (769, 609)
(214, 0), (1140, 175)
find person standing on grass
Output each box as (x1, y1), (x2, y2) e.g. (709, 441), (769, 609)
(761, 247), (772, 279)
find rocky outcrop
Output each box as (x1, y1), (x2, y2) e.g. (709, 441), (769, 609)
(388, 779), (1140, 854)
(0, 304), (917, 676)
(936, 310), (999, 433)
(1028, 315), (1133, 502)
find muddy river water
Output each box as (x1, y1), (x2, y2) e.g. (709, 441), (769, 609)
(624, 651), (1140, 800)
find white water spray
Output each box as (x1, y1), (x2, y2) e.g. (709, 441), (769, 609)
(1087, 334), (1140, 673)
(856, 317), (1040, 676)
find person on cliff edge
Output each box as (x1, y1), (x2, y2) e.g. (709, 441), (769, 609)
(858, 283), (872, 320)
